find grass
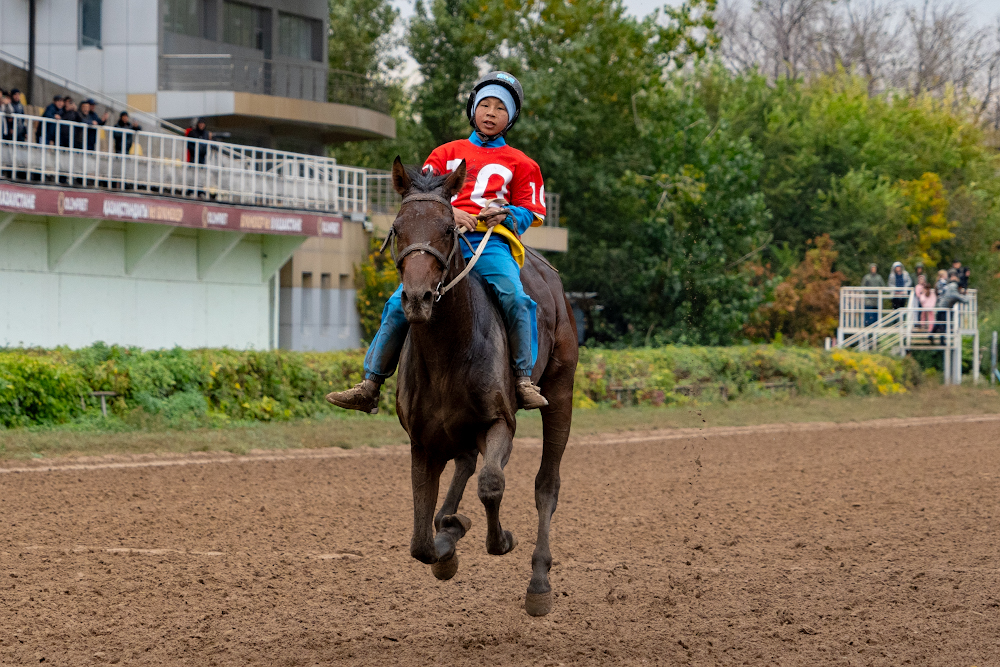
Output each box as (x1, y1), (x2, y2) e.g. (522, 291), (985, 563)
(1, 384), (998, 462)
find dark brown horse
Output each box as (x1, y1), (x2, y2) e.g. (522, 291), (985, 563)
(387, 157), (578, 616)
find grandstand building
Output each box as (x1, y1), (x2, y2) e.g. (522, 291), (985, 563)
(0, 1), (568, 352)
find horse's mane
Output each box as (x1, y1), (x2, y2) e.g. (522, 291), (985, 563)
(405, 165), (452, 194)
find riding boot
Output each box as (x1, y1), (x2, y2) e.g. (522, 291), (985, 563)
(326, 379), (381, 414)
(516, 377), (548, 410)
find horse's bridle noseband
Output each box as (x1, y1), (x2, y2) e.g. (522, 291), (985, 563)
(382, 192), (486, 302)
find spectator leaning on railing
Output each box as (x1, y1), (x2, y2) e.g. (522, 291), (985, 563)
(888, 261), (912, 309)
(1, 91), (14, 141)
(9, 89), (27, 141)
(185, 117), (212, 164)
(80, 99), (109, 151)
(860, 262), (885, 326)
(932, 269), (970, 345)
(113, 111), (141, 154)
(59, 98), (83, 148)
(40, 95), (65, 145)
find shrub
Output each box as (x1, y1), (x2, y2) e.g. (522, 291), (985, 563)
(0, 353), (87, 427)
(1, 343), (919, 428)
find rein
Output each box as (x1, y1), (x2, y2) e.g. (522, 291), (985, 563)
(382, 192), (498, 302)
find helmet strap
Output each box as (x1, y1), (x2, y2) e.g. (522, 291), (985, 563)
(472, 120), (507, 144)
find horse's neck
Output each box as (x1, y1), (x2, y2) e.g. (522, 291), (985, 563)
(407, 275), (481, 373)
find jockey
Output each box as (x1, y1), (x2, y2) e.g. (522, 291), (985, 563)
(327, 71), (549, 414)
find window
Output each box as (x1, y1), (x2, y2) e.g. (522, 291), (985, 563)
(278, 13), (320, 62)
(164, 0), (201, 37)
(223, 1), (266, 51)
(79, 0), (102, 49)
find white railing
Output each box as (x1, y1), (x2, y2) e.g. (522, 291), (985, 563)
(838, 286), (977, 336)
(0, 113), (366, 213)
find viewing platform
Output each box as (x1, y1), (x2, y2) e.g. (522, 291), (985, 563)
(834, 286), (979, 384)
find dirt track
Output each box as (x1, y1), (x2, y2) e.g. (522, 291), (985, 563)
(2, 415), (1000, 666)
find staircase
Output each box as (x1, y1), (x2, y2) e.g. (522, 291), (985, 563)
(835, 286), (979, 384)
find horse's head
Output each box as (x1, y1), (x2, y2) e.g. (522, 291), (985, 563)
(389, 156), (467, 324)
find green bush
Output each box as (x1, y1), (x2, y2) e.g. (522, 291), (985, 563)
(573, 345), (920, 408)
(0, 343), (920, 429)
(0, 353), (87, 427)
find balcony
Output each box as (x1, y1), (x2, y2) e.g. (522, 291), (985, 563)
(153, 55), (395, 143)
(0, 113), (366, 214)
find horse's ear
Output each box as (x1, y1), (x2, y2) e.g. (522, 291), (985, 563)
(391, 156), (411, 195)
(442, 160), (467, 198)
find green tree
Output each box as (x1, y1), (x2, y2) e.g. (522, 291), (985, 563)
(328, 0), (399, 77)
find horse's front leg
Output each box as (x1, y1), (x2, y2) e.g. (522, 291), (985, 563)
(478, 420), (517, 555)
(434, 448), (478, 532)
(409, 447), (445, 565)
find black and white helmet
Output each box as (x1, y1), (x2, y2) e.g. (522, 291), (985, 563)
(466, 71), (524, 137)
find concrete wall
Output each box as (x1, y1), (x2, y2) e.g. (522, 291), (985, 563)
(0, 216), (275, 349)
(278, 285), (360, 351)
(278, 224), (368, 350)
(0, 0), (159, 101)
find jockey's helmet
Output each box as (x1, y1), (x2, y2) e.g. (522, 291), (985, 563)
(466, 71), (524, 139)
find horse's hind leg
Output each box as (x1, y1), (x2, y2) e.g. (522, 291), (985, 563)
(478, 420), (517, 556)
(525, 375), (572, 616)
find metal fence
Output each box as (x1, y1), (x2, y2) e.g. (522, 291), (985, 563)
(0, 113), (366, 213)
(838, 286), (978, 334)
(366, 169), (561, 225)
(159, 54), (327, 103)
(328, 70), (391, 115)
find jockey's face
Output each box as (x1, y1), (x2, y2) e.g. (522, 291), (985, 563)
(475, 97), (509, 136)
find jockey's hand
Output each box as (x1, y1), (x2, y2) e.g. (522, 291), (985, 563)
(478, 205), (509, 229)
(453, 207), (478, 232)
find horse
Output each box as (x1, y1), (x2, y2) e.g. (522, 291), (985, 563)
(386, 156), (578, 616)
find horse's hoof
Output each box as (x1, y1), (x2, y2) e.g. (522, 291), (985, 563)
(431, 554), (459, 580)
(441, 514), (472, 535)
(505, 530), (518, 553)
(524, 590), (553, 616)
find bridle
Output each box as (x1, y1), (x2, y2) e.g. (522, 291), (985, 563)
(381, 192), (497, 302)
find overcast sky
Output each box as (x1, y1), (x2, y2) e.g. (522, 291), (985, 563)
(392, 0), (999, 24)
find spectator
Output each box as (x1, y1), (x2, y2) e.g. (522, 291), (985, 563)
(113, 111), (141, 154)
(913, 261), (926, 284)
(959, 266), (970, 293)
(887, 261), (912, 309)
(79, 99), (109, 151)
(915, 273), (936, 332)
(185, 117), (212, 164)
(1, 92), (13, 141)
(935, 269), (948, 295)
(9, 88), (27, 141)
(59, 98), (83, 148)
(40, 95), (64, 145)
(934, 269), (970, 345)
(860, 262), (885, 326)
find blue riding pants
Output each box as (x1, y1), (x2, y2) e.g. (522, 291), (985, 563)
(363, 237), (538, 381)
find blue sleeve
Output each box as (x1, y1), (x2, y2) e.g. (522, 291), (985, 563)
(506, 205), (536, 235)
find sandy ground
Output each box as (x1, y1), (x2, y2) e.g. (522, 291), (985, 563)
(2, 415), (999, 666)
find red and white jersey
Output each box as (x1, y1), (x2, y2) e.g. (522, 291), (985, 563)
(423, 139), (547, 229)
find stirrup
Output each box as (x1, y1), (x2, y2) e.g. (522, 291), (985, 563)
(325, 380), (381, 414)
